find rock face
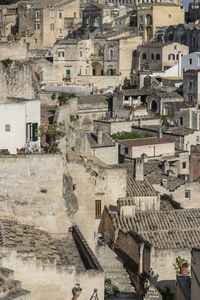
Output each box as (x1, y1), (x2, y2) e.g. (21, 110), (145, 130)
(0, 61), (37, 99)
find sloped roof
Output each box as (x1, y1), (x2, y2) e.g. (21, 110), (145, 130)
(109, 208), (200, 249)
(126, 176), (157, 197)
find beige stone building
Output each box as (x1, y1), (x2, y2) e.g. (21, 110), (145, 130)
(53, 34), (142, 88)
(136, 42), (189, 72)
(118, 137), (175, 159)
(18, 0), (80, 50)
(137, 4), (185, 42)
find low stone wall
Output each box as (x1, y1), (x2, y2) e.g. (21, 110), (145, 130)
(0, 41), (28, 60)
(75, 75), (124, 90)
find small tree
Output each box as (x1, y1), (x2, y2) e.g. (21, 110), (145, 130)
(37, 124), (61, 153)
(157, 286), (175, 300)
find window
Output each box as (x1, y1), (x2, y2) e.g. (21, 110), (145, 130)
(59, 28), (62, 35)
(189, 58), (192, 65)
(34, 23), (40, 30)
(58, 51), (65, 57)
(80, 50), (82, 57)
(125, 147), (128, 154)
(142, 53), (147, 59)
(151, 53), (154, 60)
(156, 54), (160, 60)
(5, 124), (10, 132)
(59, 12), (62, 19)
(26, 123), (38, 142)
(50, 23), (54, 31)
(185, 190), (191, 200)
(189, 81), (193, 90)
(66, 69), (71, 77)
(180, 117), (183, 126)
(95, 200), (101, 219)
(182, 162), (187, 169)
(168, 54), (175, 60)
(50, 11), (54, 18)
(168, 14), (172, 18)
(35, 11), (39, 18)
(74, 12), (77, 18)
(174, 45), (177, 50)
(109, 49), (114, 59)
(139, 15), (144, 24)
(35, 38), (37, 44)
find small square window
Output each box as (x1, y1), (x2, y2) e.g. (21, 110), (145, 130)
(182, 162), (187, 169)
(5, 124), (10, 132)
(168, 14), (172, 18)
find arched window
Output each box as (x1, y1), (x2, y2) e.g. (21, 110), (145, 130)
(146, 14), (152, 26)
(168, 54), (175, 60)
(142, 53), (147, 59)
(156, 54), (160, 60)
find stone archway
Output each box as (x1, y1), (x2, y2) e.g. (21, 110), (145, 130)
(92, 62), (103, 76)
(151, 100), (158, 112)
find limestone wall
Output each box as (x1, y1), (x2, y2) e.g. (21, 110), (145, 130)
(1, 249), (104, 300)
(0, 41), (28, 60)
(0, 61), (36, 99)
(0, 154), (69, 233)
(75, 75), (124, 90)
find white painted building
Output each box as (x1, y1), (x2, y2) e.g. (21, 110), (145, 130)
(119, 137), (175, 159)
(182, 52), (200, 70)
(0, 98), (40, 154)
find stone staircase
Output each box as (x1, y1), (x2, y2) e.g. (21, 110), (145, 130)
(95, 244), (138, 298)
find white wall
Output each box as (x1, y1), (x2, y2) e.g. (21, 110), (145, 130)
(0, 102), (26, 153)
(0, 100), (40, 154)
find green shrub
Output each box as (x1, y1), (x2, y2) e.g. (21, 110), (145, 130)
(111, 131), (152, 140)
(40, 188), (47, 193)
(1, 58), (13, 68)
(157, 286), (175, 300)
(70, 114), (79, 122)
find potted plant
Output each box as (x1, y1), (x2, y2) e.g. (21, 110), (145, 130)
(14, 33), (21, 41)
(173, 256), (190, 275)
(7, 34), (13, 41)
(58, 93), (69, 105)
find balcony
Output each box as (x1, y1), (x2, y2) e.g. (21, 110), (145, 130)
(90, 54), (103, 62)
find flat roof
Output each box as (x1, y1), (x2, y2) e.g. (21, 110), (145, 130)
(118, 137), (172, 147)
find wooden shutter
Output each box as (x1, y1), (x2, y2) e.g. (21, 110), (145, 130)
(95, 200), (101, 219)
(32, 123), (38, 141)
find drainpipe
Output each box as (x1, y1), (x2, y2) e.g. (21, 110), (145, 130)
(178, 51), (182, 78)
(139, 243), (144, 273)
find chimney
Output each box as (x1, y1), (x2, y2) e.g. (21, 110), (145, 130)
(97, 129), (103, 144)
(134, 158), (144, 181)
(158, 127), (163, 139)
(178, 51), (182, 77)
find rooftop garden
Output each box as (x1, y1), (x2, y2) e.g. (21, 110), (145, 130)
(111, 131), (152, 140)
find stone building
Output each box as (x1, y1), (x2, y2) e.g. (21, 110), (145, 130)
(146, 91), (183, 115)
(118, 137), (175, 160)
(137, 4), (185, 42)
(132, 125), (200, 152)
(100, 206), (200, 292)
(136, 42), (188, 72)
(66, 149), (127, 248)
(183, 70), (200, 105)
(0, 4), (18, 37)
(165, 23), (200, 53)
(0, 98), (40, 154)
(53, 33), (142, 89)
(18, 0), (80, 50)
(85, 130), (118, 164)
(188, 2), (200, 23)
